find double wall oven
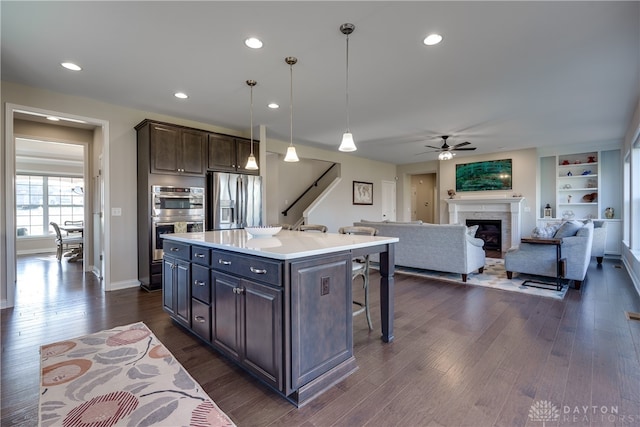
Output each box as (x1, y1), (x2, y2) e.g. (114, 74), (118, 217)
(151, 185), (204, 261)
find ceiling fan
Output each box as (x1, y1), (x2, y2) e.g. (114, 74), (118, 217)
(424, 135), (477, 160)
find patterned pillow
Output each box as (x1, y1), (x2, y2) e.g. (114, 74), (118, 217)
(531, 223), (562, 238)
(466, 225), (479, 237)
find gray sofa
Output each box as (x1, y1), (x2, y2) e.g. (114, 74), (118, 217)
(504, 220), (594, 290)
(354, 220), (486, 282)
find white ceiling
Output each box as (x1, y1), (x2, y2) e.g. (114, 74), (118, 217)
(2, 1), (639, 165)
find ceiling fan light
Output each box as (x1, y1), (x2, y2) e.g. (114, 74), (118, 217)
(339, 132), (357, 152)
(438, 151), (453, 161)
(284, 146), (299, 162)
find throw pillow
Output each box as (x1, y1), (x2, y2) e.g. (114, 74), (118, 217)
(531, 223), (561, 238)
(554, 220), (583, 238)
(466, 225), (479, 237)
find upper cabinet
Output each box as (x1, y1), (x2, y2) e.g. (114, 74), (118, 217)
(137, 120), (207, 176)
(136, 119), (260, 178)
(208, 134), (259, 175)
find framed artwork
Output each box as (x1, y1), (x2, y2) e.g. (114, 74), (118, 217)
(353, 181), (373, 205)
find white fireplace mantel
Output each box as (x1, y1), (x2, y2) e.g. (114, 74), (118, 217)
(445, 197), (525, 250)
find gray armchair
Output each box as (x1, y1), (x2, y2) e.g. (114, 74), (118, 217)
(505, 221), (594, 290)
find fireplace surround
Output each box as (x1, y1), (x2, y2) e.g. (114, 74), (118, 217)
(445, 197), (525, 252)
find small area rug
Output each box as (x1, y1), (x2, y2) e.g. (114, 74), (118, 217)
(39, 322), (235, 427)
(383, 258), (569, 300)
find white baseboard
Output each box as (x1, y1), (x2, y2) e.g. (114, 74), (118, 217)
(107, 279), (140, 291)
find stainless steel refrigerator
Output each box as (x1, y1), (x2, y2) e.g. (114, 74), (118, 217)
(206, 172), (263, 230)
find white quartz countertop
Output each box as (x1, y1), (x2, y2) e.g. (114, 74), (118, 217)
(162, 229), (398, 260)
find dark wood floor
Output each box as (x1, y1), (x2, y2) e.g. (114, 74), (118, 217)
(3, 253), (640, 426)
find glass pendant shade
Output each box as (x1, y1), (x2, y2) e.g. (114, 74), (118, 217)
(438, 151), (453, 161)
(339, 132), (356, 152)
(245, 153), (258, 170)
(284, 146), (299, 162)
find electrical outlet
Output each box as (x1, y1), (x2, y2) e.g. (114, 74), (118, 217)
(321, 277), (330, 296)
(111, 207), (122, 216)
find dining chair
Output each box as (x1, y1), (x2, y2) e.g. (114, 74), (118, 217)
(270, 223), (294, 230)
(50, 222), (83, 261)
(338, 226), (378, 330)
(297, 224), (328, 233)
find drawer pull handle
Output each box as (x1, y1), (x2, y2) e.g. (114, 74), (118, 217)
(250, 266), (267, 274)
(170, 247), (180, 252)
(218, 259), (232, 265)
(194, 253), (205, 258)
(194, 280), (205, 286)
(194, 315), (206, 323)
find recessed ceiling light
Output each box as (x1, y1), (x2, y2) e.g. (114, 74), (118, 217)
(46, 116), (60, 121)
(245, 37), (263, 49)
(268, 103), (279, 109)
(174, 92), (188, 99)
(423, 34), (443, 46)
(61, 62), (82, 71)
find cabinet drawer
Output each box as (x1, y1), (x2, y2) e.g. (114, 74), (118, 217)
(191, 245), (210, 266)
(211, 250), (282, 286)
(191, 264), (211, 303)
(191, 299), (211, 342)
(163, 240), (190, 261)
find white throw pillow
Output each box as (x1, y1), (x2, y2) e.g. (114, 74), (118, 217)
(466, 225), (479, 237)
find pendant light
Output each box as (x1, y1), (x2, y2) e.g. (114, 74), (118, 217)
(245, 80), (259, 170)
(339, 23), (357, 152)
(284, 56), (300, 162)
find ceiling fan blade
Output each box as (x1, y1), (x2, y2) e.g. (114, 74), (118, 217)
(452, 141), (471, 149)
(424, 145), (443, 150)
(453, 147), (477, 151)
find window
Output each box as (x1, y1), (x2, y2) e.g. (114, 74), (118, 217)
(16, 175), (84, 237)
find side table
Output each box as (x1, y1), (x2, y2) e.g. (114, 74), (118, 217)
(519, 237), (565, 291)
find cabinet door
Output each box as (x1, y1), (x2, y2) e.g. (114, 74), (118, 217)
(180, 129), (206, 175)
(242, 281), (282, 390)
(150, 124), (180, 174)
(236, 138), (259, 175)
(212, 271), (241, 358)
(208, 134), (237, 172)
(162, 256), (176, 315)
(175, 259), (191, 326)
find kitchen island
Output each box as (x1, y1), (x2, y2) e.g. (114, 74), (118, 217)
(161, 229), (397, 407)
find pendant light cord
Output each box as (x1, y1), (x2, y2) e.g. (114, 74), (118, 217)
(345, 32), (350, 133)
(290, 63), (294, 147)
(250, 84), (254, 155)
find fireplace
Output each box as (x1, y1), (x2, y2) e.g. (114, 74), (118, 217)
(466, 219), (502, 252)
(445, 197), (524, 251)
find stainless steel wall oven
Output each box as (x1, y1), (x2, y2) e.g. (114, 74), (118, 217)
(151, 185), (204, 261)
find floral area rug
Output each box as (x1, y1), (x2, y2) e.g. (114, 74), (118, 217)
(39, 322), (235, 427)
(379, 258), (569, 300)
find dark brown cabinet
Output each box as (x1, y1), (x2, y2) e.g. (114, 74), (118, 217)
(162, 255), (190, 327)
(148, 123), (207, 176)
(161, 239), (356, 407)
(212, 270), (282, 390)
(208, 133), (259, 175)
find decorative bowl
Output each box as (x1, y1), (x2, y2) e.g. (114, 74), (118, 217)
(245, 226), (282, 237)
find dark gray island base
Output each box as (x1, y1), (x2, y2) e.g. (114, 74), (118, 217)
(161, 229), (397, 407)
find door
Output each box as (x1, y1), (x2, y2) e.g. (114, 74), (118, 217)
(381, 180), (396, 222)
(211, 172), (240, 230)
(212, 271), (241, 358)
(240, 175), (263, 227)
